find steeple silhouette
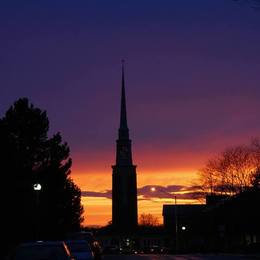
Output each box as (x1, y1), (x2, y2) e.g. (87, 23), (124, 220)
(112, 61), (138, 233)
(119, 60), (129, 140)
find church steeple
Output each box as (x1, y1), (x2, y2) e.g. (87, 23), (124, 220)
(119, 60), (129, 140)
(116, 60), (132, 166)
(112, 61), (138, 233)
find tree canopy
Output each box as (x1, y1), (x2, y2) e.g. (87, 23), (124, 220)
(0, 98), (83, 250)
(198, 139), (260, 196)
(139, 213), (159, 227)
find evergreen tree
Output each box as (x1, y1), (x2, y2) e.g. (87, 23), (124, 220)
(0, 98), (83, 251)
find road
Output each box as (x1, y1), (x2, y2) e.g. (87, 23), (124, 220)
(103, 254), (260, 260)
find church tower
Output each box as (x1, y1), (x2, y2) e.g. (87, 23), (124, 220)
(112, 61), (138, 232)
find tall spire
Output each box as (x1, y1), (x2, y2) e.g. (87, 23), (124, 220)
(112, 60), (138, 232)
(119, 60), (129, 139)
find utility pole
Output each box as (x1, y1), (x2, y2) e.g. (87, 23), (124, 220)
(33, 183), (42, 241)
(175, 196), (178, 253)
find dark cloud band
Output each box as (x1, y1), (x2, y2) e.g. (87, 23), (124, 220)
(81, 185), (205, 201)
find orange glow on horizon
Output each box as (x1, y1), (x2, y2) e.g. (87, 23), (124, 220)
(69, 115), (254, 227)
(72, 168), (201, 226)
(81, 195), (203, 227)
(69, 137), (232, 226)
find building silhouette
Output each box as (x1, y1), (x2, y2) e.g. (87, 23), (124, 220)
(112, 62), (138, 233)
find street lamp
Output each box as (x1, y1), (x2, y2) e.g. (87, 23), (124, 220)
(150, 187), (178, 253)
(33, 183), (42, 240)
(33, 183), (42, 191)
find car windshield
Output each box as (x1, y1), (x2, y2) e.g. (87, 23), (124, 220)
(67, 232), (93, 242)
(67, 242), (91, 253)
(14, 245), (69, 260)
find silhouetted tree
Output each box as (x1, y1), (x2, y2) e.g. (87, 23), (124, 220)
(251, 167), (260, 189)
(0, 98), (83, 253)
(198, 139), (260, 196)
(139, 213), (159, 226)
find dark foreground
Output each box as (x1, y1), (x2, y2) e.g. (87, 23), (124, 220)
(103, 254), (260, 259)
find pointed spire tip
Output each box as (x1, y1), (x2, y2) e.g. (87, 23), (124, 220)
(119, 58), (128, 135)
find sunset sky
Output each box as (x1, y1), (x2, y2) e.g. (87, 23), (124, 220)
(1, 0), (260, 226)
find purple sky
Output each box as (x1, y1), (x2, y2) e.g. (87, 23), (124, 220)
(1, 0), (260, 178)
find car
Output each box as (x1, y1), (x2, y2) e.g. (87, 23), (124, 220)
(66, 231), (94, 243)
(10, 241), (74, 260)
(66, 231), (102, 259)
(65, 240), (94, 260)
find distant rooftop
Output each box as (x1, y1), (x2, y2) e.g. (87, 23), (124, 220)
(162, 204), (206, 217)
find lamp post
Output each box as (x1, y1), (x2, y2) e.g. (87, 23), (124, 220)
(174, 195), (178, 253)
(150, 187), (178, 253)
(33, 183), (42, 240)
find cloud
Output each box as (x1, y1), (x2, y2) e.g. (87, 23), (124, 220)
(138, 185), (185, 199)
(182, 185), (202, 191)
(81, 185), (205, 201)
(81, 190), (111, 199)
(137, 185), (205, 200)
(171, 191), (205, 200)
